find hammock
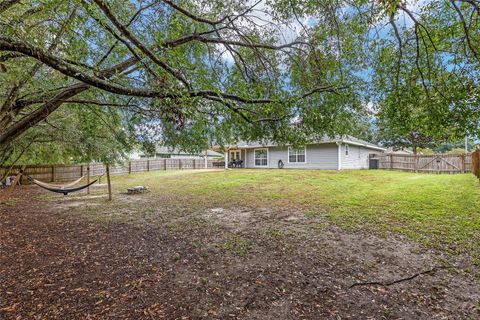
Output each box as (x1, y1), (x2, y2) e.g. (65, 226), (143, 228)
(24, 174), (98, 195)
(34, 175), (86, 189)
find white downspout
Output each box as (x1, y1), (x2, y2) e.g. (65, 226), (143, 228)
(336, 142), (342, 170)
(224, 150), (228, 169)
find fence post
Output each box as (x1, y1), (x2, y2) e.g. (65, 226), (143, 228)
(51, 165), (55, 182)
(478, 151), (480, 178)
(193, 159), (196, 169)
(477, 150), (480, 178)
(474, 151), (477, 177)
(164, 158), (167, 170)
(461, 154), (466, 173)
(389, 155), (393, 170)
(179, 159), (182, 170)
(87, 165), (90, 194)
(128, 161), (131, 174)
(147, 159), (150, 172)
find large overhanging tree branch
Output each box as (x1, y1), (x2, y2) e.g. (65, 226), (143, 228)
(0, 0), (346, 159)
(0, 0), (21, 14)
(0, 57), (139, 148)
(0, 36), (313, 103)
(1, 5), (81, 130)
(10, 0), (477, 164)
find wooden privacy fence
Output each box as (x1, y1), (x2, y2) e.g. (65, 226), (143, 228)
(1, 158), (217, 184)
(379, 153), (472, 173)
(473, 150), (480, 179)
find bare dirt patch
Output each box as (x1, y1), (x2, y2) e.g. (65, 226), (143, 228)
(204, 207), (259, 232)
(1, 187), (479, 319)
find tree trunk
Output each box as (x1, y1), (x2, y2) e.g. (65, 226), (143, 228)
(0, 57), (138, 151)
(106, 164), (112, 201)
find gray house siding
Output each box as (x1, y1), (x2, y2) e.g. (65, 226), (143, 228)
(245, 148), (255, 168)
(244, 143), (339, 169)
(340, 144), (377, 169)
(226, 137), (384, 170)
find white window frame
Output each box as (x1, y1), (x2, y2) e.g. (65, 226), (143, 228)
(254, 148), (269, 167)
(288, 146), (307, 163)
(345, 144), (349, 157)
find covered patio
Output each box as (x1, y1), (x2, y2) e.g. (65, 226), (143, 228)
(223, 148), (247, 168)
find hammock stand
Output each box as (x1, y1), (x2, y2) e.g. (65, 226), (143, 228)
(23, 173), (99, 196)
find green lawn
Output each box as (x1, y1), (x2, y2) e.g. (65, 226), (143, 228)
(74, 169), (480, 263)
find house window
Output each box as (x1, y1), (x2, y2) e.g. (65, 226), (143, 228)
(288, 147), (306, 163)
(254, 149), (268, 166)
(345, 145), (349, 157)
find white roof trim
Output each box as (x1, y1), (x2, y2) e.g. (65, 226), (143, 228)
(229, 140), (337, 149)
(228, 139), (385, 151)
(341, 139), (386, 151)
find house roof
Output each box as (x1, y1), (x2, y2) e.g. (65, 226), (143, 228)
(153, 146), (222, 157)
(223, 135), (385, 151)
(342, 136), (386, 151)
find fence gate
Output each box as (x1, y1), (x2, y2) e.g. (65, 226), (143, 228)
(379, 153), (471, 173)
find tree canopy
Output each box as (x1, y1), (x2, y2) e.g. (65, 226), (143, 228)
(0, 0), (479, 164)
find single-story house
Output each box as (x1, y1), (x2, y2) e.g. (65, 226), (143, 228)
(221, 136), (385, 170)
(132, 146), (222, 160)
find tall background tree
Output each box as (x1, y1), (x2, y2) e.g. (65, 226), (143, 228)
(370, 0), (480, 150)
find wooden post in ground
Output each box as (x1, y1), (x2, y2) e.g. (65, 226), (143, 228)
(51, 165), (55, 182)
(128, 161), (131, 174)
(87, 165), (90, 195)
(461, 154), (466, 173)
(477, 150), (480, 179)
(1, 165), (26, 204)
(389, 155), (393, 170)
(472, 149), (480, 179)
(164, 158), (167, 170)
(106, 164), (112, 201)
(147, 159), (150, 172)
(475, 151), (478, 178)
